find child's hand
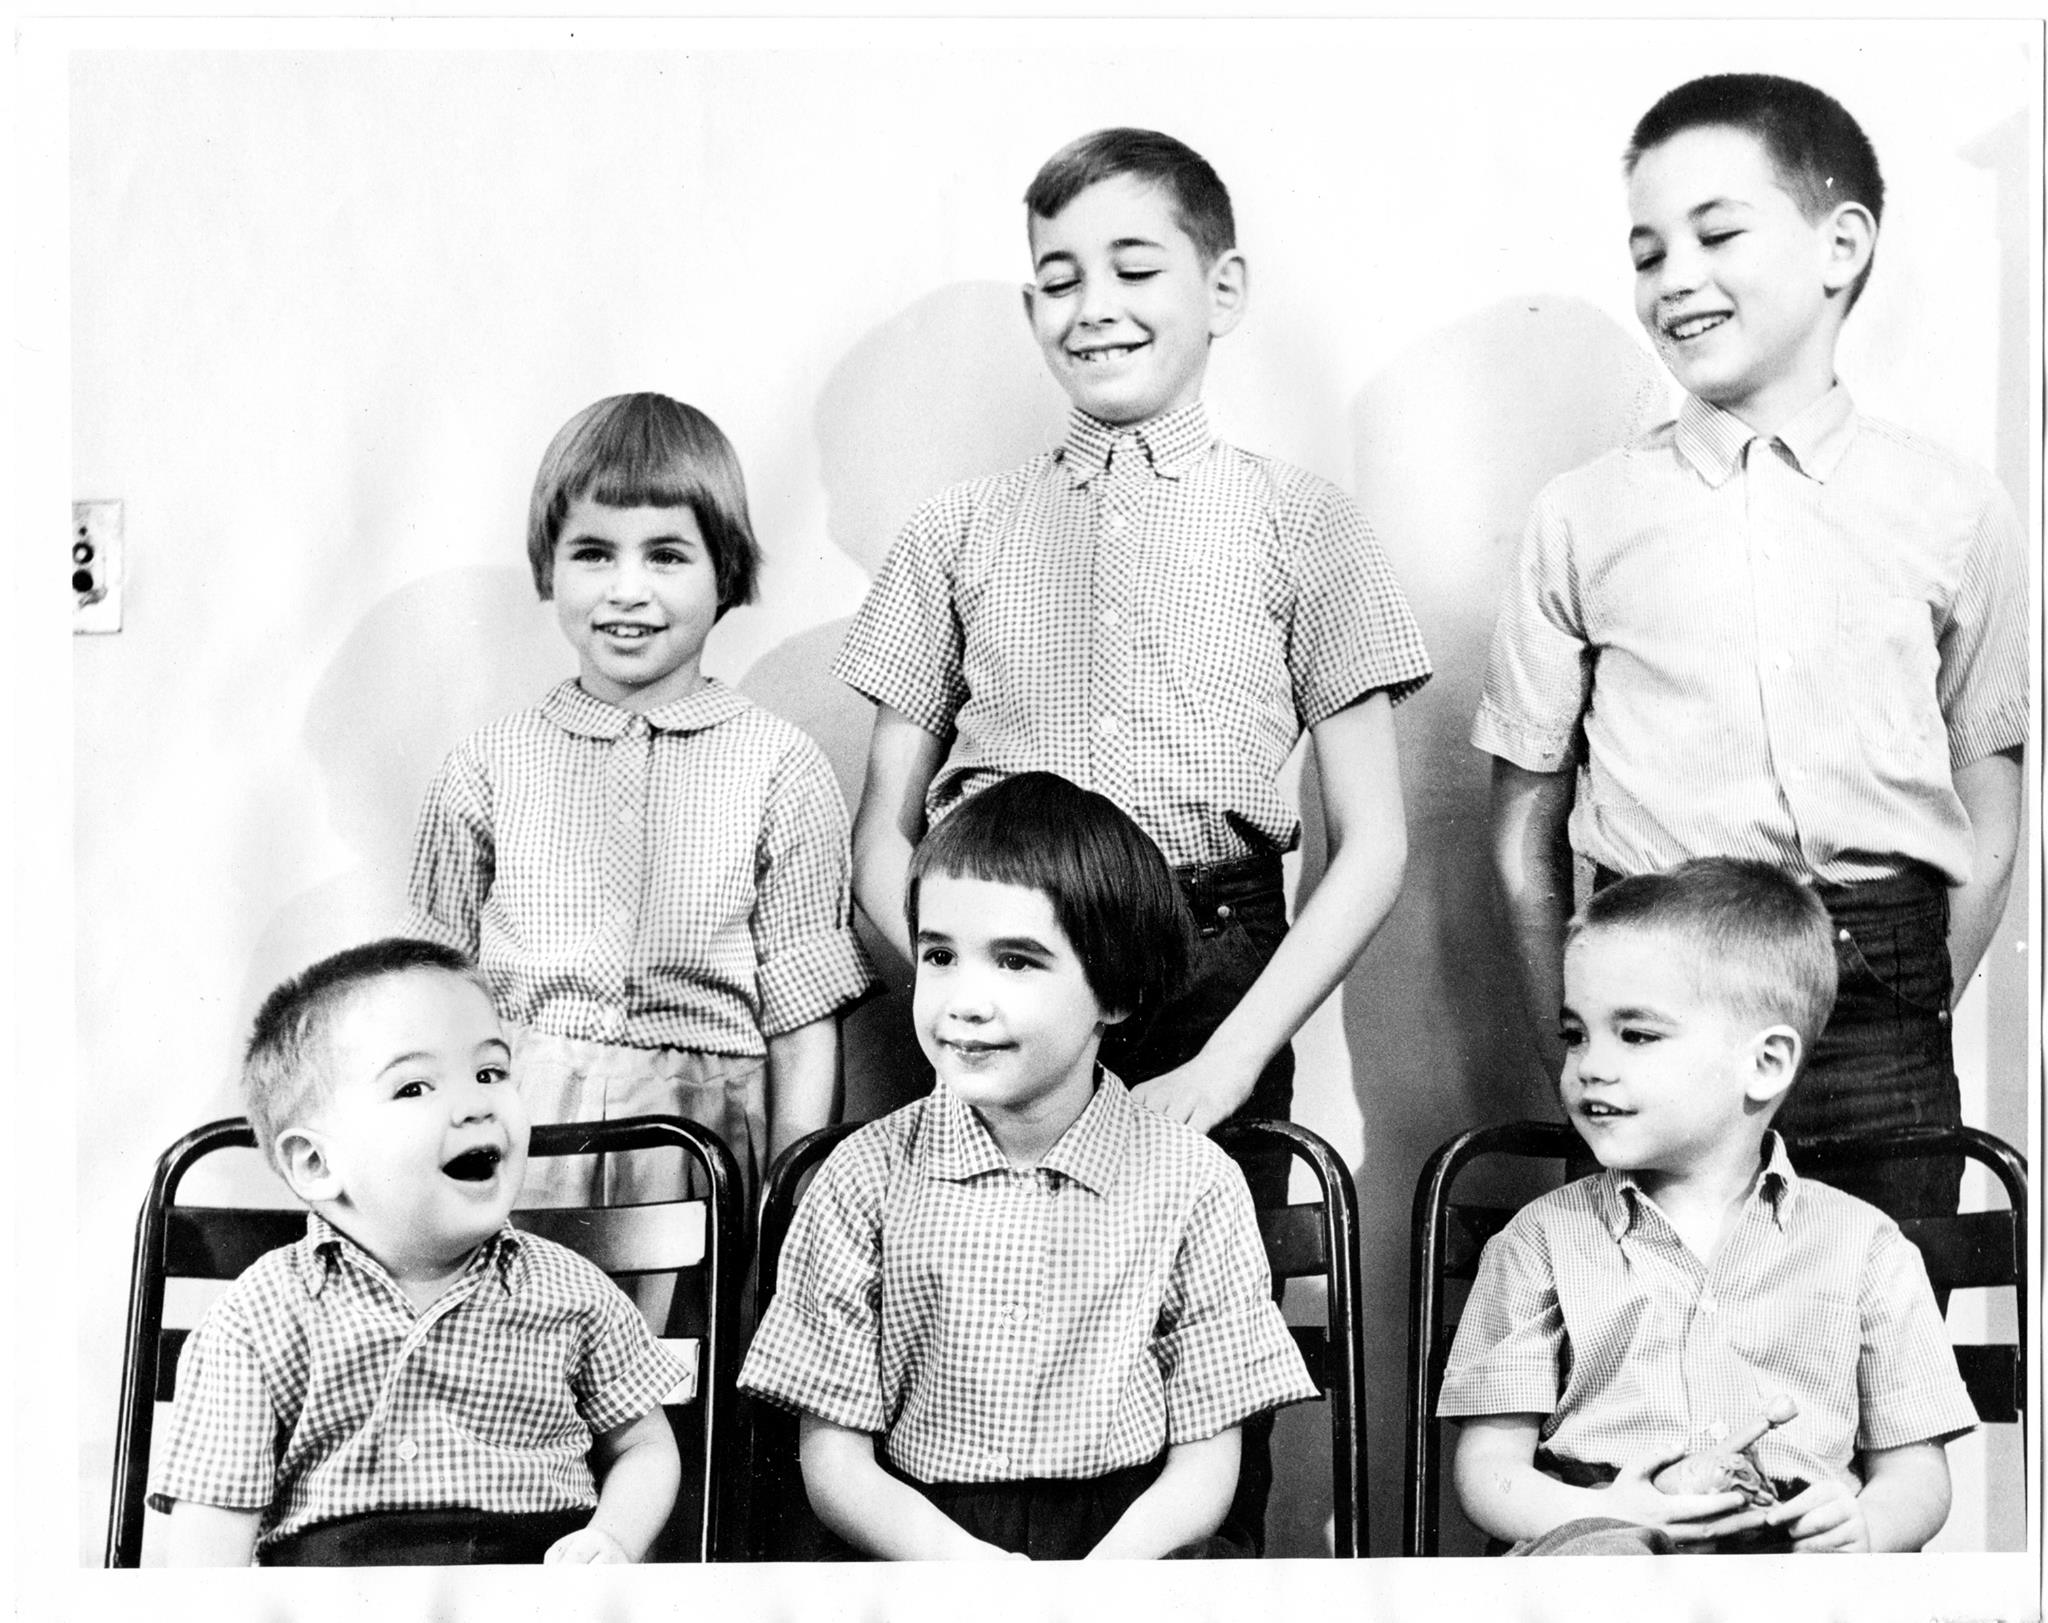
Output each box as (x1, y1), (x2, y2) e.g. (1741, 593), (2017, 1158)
(1763, 1478), (1869, 1552)
(1129, 1054), (1252, 1134)
(544, 1524), (635, 1564)
(1600, 1449), (1768, 1546)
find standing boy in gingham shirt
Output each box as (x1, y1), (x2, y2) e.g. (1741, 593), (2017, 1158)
(836, 130), (1427, 1547)
(1477, 75), (2027, 1222)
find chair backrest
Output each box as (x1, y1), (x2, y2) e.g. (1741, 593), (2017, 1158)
(744, 1115), (1369, 1558)
(1403, 1120), (2029, 1557)
(106, 1113), (740, 1567)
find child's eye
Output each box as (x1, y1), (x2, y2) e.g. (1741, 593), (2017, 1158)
(647, 546), (694, 568)
(1116, 266), (1161, 283)
(1631, 251), (1664, 274)
(564, 544), (611, 564)
(1036, 276), (1078, 297)
(393, 1079), (429, 1100)
(1557, 1025), (1585, 1049)
(917, 946), (954, 968)
(1700, 231), (1739, 248)
(477, 1065), (509, 1086)
(1620, 1027), (1660, 1046)
(995, 952), (1041, 973)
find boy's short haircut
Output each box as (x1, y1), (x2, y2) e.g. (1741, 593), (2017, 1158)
(1626, 73), (1884, 308)
(1024, 128), (1236, 266)
(525, 392), (763, 613)
(1568, 858), (1839, 1059)
(904, 771), (1193, 1020)
(243, 937), (486, 1172)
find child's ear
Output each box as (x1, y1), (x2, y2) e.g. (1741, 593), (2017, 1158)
(1206, 251), (1249, 339)
(1098, 1004), (1132, 1031)
(1818, 202), (1876, 299)
(1743, 1025), (1803, 1108)
(276, 1126), (344, 1205)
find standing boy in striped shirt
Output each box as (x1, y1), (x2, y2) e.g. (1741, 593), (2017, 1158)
(837, 129), (1429, 1548)
(1477, 75), (2028, 1223)
(1442, 860), (1976, 1556)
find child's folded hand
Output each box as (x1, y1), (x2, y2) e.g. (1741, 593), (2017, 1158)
(1602, 1449), (1768, 1545)
(544, 1524), (634, 1564)
(1763, 1478), (1868, 1553)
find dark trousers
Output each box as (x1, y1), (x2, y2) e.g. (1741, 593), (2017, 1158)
(786, 1452), (1247, 1560)
(259, 1507), (589, 1566)
(1594, 864), (1961, 1225)
(1098, 852), (1292, 1558)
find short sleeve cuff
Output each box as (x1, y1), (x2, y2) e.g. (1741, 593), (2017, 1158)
(1856, 1387), (1981, 1453)
(578, 1324), (694, 1438)
(757, 930), (877, 1037)
(1470, 702), (1578, 774)
(1946, 700), (2029, 772)
(1158, 1301), (1318, 1441)
(737, 1297), (889, 1436)
(1435, 1357), (1562, 1420)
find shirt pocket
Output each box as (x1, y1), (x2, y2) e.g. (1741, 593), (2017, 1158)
(1845, 594), (1945, 772)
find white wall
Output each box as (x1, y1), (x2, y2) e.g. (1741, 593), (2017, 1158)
(41, 16), (2036, 1607)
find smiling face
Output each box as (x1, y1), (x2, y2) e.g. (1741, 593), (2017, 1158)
(552, 495), (721, 711)
(1558, 925), (1795, 1197)
(1627, 124), (1867, 435)
(1023, 173), (1246, 427)
(279, 969), (529, 1286)
(912, 871), (1122, 1163)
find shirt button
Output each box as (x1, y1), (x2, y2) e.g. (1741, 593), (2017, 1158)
(987, 1450), (1010, 1470)
(1099, 607), (1121, 629)
(1106, 512), (1129, 534)
(1773, 655), (1791, 672)
(396, 1438), (419, 1462)
(1706, 1420), (1729, 1444)
(1699, 1294), (1718, 1316)
(1097, 714), (1120, 737)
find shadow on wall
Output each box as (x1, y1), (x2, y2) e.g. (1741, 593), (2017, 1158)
(218, 566), (566, 1135)
(737, 281), (1068, 1122)
(1337, 295), (1666, 1555)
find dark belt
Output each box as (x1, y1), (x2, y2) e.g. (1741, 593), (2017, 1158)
(1172, 853), (1284, 909)
(1593, 861), (1945, 906)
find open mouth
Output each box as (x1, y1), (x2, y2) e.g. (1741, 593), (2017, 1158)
(1071, 341), (1147, 365)
(442, 1146), (503, 1182)
(1663, 312), (1729, 342)
(1578, 1102), (1631, 1120)
(597, 623), (662, 641)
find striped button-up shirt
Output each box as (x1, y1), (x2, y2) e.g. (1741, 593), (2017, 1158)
(834, 402), (1432, 868)
(1437, 1135), (1977, 1493)
(407, 678), (873, 1055)
(149, 1216), (685, 1550)
(1473, 388), (2028, 885)
(739, 1074), (1317, 1484)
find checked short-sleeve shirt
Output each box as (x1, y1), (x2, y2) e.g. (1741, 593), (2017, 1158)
(1437, 1135), (1977, 1494)
(739, 1073), (1316, 1483)
(148, 1215), (685, 1550)
(834, 402), (1432, 868)
(407, 678), (872, 1055)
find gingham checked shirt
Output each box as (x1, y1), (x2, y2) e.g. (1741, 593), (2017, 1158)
(148, 1215), (685, 1549)
(834, 402), (1433, 868)
(407, 678), (873, 1054)
(1437, 1135), (1977, 1493)
(1473, 387), (2030, 886)
(739, 1073), (1316, 1483)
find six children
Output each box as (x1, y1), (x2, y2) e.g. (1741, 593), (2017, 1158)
(151, 78), (2022, 1564)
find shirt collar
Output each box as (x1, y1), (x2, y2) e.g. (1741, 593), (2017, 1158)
(1595, 1131), (1800, 1242)
(1674, 386), (1856, 488)
(538, 675), (751, 740)
(295, 1209), (528, 1298)
(1058, 401), (1213, 487)
(917, 1069), (1130, 1194)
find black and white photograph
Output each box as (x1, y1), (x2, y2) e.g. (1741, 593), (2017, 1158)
(19, 14), (2040, 1621)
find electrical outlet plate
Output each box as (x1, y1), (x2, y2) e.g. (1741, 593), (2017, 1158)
(73, 499), (123, 634)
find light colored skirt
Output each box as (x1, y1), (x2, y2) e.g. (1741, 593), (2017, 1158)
(510, 1028), (765, 1211)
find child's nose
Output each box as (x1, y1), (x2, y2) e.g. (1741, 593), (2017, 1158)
(605, 558), (651, 602)
(451, 1083), (498, 1123)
